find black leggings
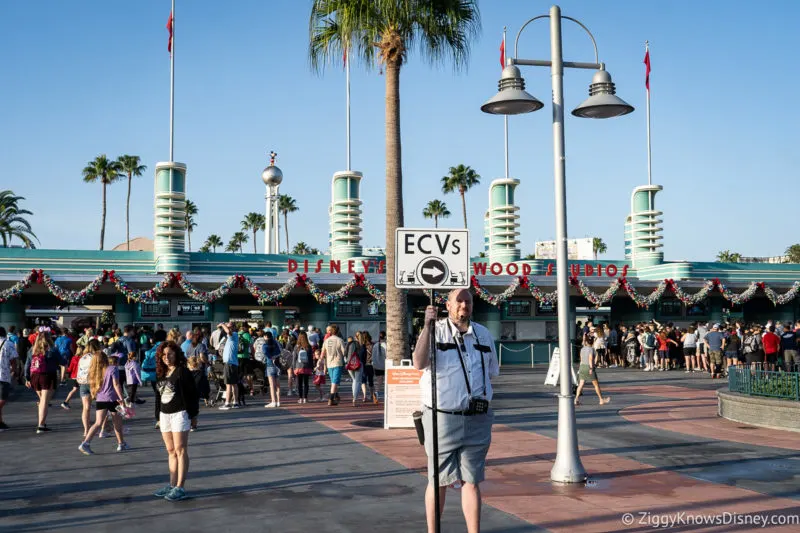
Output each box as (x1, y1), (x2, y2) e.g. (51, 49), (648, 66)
(126, 384), (139, 403)
(363, 365), (375, 388)
(297, 374), (310, 399)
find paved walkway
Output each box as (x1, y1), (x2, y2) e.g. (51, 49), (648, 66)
(1, 368), (799, 532)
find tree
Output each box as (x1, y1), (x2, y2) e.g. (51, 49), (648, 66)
(204, 234), (223, 253)
(441, 164), (481, 229)
(116, 155), (147, 251)
(198, 243), (211, 253)
(523, 253), (536, 260)
(230, 231), (248, 254)
(82, 154), (122, 250)
(592, 237), (608, 260)
(241, 212), (266, 254)
(292, 241), (313, 255)
(278, 195), (298, 252)
(0, 190), (37, 248)
(716, 250), (742, 263)
(310, 0), (480, 363)
(422, 199), (451, 228)
(785, 244), (800, 263)
(184, 200), (198, 252)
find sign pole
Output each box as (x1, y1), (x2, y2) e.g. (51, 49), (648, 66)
(428, 288), (441, 533)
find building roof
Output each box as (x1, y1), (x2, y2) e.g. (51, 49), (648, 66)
(111, 237), (154, 252)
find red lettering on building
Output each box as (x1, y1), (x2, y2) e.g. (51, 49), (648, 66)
(584, 264), (594, 277)
(378, 261), (385, 274)
(506, 263), (519, 275)
(362, 260), (372, 272)
(330, 260), (341, 273)
(315, 260), (323, 273)
(288, 259), (298, 273)
(523, 263), (532, 276)
(347, 260), (355, 274)
(606, 264), (617, 277)
(490, 262), (503, 275)
(473, 262), (488, 275)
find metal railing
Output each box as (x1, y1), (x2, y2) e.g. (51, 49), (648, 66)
(728, 366), (800, 401)
(498, 341), (577, 367)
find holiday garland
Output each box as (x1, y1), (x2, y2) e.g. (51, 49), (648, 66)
(2, 268), (800, 308)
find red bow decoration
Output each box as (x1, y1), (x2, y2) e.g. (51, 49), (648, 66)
(518, 276), (530, 289)
(757, 282), (765, 290)
(712, 278), (720, 287)
(618, 277), (628, 287)
(470, 275), (480, 288)
(354, 274), (366, 287)
(108, 270), (116, 281)
(296, 273), (308, 287)
(568, 276), (578, 286)
(33, 269), (44, 284)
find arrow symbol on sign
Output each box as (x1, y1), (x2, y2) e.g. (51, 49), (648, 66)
(422, 266), (444, 278)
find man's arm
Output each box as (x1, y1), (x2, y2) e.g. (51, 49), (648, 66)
(412, 306), (438, 370)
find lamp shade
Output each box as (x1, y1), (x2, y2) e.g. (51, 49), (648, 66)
(571, 69), (634, 119)
(481, 65), (544, 115)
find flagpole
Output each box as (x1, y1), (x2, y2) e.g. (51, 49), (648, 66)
(645, 41), (651, 187)
(169, 0), (175, 162)
(346, 45), (351, 171)
(503, 27), (509, 179)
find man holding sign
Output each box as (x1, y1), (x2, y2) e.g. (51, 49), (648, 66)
(413, 288), (499, 533)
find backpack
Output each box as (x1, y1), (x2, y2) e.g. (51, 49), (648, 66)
(297, 348), (309, 366)
(644, 333), (657, 349)
(345, 341), (361, 371)
(141, 342), (160, 382)
(743, 335), (759, 354)
(278, 349), (292, 370)
(30, 352), (46, 374)
(56, 337), (72, 361)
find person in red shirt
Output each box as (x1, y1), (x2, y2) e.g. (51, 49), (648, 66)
(762, 325), (781, 371)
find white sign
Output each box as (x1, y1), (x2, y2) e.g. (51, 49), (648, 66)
(535, 237), (595, 260)
(544, 348), (578, 386)
(384, 360), (424, 429)
(394, 228), (470, 289)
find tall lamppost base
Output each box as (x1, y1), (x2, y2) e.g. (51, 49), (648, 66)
(550, 393), (587, 483)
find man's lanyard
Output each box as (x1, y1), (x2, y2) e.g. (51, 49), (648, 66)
(451, 324), (487, 398)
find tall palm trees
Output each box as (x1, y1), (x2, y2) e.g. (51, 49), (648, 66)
(278, 195), (298, 253)
(204, 234), (223, 253)
(241, 213), (266, 254)
(716, 250), (742, 263)
(422, 199), (450, 228)
(227, 231), (248, 254)
(82, 155), (122, 250)
(441, 164), (480, 229)
(117, 155), (147, 251)
(0, 190), (37, 248)
(309, 0), (480, 362)
(184, 200), (198, 252)
(592, 237), (607, 260)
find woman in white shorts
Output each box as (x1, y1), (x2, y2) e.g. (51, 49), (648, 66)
(153, 340), (199, 502)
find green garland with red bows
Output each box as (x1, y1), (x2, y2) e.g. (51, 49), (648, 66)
(2, 269), (800, 309)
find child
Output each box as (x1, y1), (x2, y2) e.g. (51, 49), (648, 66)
(61, 345), (84, 410)
(98, 352), (129, 438)
(188, 356), (209, 418)
(313, 348), (326, 402)
(125, 352), (143, 407)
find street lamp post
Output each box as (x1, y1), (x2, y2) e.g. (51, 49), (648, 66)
(482, 5), (633, 483)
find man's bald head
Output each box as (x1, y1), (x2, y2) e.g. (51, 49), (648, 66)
(446, 288), (473, 331)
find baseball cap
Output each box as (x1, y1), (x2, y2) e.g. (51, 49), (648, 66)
(712, 323), (720, 330)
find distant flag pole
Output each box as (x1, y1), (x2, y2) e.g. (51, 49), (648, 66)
(167, 0), (175, 162)
(644, 41), (651, 186)
(502, 27), (509, 179)
(344, 44), (351, 171)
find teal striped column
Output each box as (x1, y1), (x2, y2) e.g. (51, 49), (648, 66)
(625, 185), (664, 268)
(330, 171), (363, 260)
(487, 178), (521, 263)
(154, 162), (189, 273)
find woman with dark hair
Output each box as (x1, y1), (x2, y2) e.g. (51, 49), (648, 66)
(153, 341), (199, 502)
(357, 331), (378, 404)
(263, 331), (282, 408)
(24, 330), (60, 433)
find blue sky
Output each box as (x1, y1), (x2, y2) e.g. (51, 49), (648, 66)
(1, 1), (798, 261)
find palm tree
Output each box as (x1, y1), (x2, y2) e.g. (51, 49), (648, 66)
(422, 199), (451, 228)
(230, 231), (248, 254)
(82, 154), (122, 250)
(224, 239), (238, 253)
(241, 212), (266, 254)
(592, 237), (608, 260)
(292, 241), (312, 255)
(204, 234), (223, 253)
(310, 0), (480, 363)
(278, 195), (299, 252)
(116, 155), (147, 251)
(0, 190), (38, 248)
(716, 250), (742, 263)
(441, 164), (481, 229)
(184, 200), (198, 252)
(523, 253), (536, 260)
(198, 243), (211, 253)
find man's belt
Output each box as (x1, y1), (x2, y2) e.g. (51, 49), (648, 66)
(424, 405), (480, 416)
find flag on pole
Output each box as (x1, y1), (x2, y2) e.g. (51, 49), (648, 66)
(499, 37), (505, 69)
(167, 12), (174, 53)
(643, 49), (651, 91)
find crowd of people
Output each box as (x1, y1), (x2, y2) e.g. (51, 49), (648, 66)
(0, 320), (388, 501)
(576, 318), (800, 379)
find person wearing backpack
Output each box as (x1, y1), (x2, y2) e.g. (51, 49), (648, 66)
(54, 328), (74, 386)
(344, 335), (364, 406)
(263, 330), (282, 408)
(24, 330), (61, 433)
(292, 332), (314, 404)
(142, 340), (162, 427)
(321, 324), (346, 406)
(642, 326), (657, 372)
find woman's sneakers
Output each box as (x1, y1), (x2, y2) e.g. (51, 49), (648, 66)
(164, 487), (187, 501)
(60, 402), (71, 410)
(153, 485), (173, 498)
(36, 425), (51, 434)
(78, 443), (94, 455)
(116, 442), (131, 453)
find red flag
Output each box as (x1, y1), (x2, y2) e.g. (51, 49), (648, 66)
(166, 12), (173, 53)
(499, 38), (505, 69)
(644, 49), (650, 91)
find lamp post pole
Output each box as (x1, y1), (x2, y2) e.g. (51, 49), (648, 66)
(547, 5), (586, 483)
(482, 4), (633, 484)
